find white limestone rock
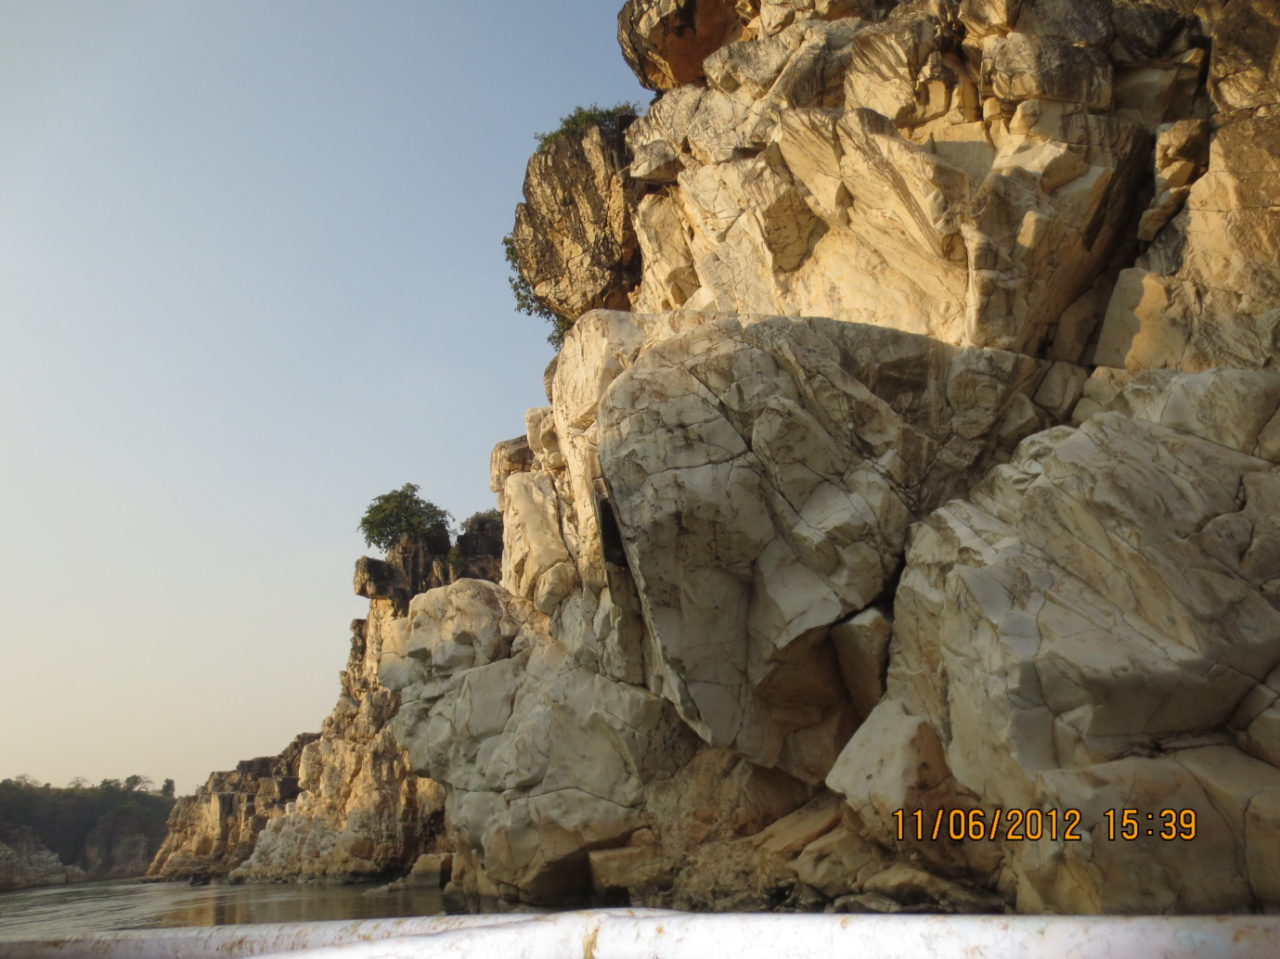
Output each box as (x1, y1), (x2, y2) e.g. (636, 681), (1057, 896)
(383, 579), (697, 904)
(584, 310), (1057, 783)
(371, 0), (1280, 916)
(832, 370), (1280, 912)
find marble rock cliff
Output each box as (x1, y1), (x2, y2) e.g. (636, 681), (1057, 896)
(392, 0), (1280, 913)
(149, 536), (502, 882)
(147, 734), (320, 880)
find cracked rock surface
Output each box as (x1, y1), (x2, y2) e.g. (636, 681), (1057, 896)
(834, 371), (1280, 911)
(384, 0), (1280, 914)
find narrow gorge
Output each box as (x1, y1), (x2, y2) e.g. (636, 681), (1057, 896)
(156, 0), (1280, 916)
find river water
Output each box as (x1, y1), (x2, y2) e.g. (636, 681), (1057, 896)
(0, 880), (446, 941)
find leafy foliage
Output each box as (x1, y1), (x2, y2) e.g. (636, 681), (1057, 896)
(0, 776), (175, 869)
(461, 508), (501, 532)
(358, 483), (453, 554)
(503, 233), (572, 349)
(533, 101), (641, 150)
(456, 509), (503, 558)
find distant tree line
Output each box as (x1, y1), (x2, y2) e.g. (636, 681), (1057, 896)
(0, 774), (176, 868)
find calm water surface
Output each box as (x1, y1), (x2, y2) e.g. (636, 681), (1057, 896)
(0, 880), (446, 940)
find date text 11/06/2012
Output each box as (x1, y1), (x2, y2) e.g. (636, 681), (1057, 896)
(892, 808), (1198, 842)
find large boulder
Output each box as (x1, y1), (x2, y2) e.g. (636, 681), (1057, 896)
(831, 368), (1280, 912)
(591, 311), (1065, 782)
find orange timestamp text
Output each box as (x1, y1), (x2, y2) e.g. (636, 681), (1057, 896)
(892, 808), (1198, 842)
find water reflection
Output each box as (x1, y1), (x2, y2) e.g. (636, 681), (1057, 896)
(151, 884), (444, 928)
(0, 880), (445, 940)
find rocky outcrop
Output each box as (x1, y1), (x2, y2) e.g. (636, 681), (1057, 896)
(382, 308), (1076, 908)
(1095, 0), (1280, 372)
(394, 320), (1280, 913)
(146, 734), (318, 880)
(620, 0), (1197, 357)
(0, 820), (84, 892)
(148, 534), (502, 884)
(380, 0), (1280, 916)
(510, 124), (641, 327)
(229, 599), (445, 882)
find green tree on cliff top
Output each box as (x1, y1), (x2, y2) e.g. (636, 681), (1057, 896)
(358, 483), (452, 554)
(532, 101), (639, 150)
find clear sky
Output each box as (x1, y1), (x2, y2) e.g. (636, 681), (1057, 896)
(0, 0), (647, 794)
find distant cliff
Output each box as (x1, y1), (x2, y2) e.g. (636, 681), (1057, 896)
(148, 525), (502, 883)
(145, 734), (319, 880)
(0, 779), (174, 891)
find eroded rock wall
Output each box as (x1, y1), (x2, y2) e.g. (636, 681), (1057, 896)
(1095, 1), (1280, 372)
(384, 0), (1280, 914)
(150, 537), (501, 883)
(147, 734), (318, 880)
(229, 606), (445, 882)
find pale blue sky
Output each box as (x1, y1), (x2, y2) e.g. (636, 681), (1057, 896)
(0, 0), (646, 793)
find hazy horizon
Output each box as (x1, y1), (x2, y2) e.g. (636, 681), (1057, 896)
(0, 0), (647, 795)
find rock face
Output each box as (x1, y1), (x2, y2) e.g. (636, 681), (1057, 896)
(390, 0), (1280, 916)
(0, 820), (84, 892)
(618, 0), (1182, 359)
(150, 536), (502, 883)
(147, 734), (319, 880)
(833, 369), (1280, 913)
(593, 312), (1059, 783)
(1095, 1), (1280, 372)
(510, 124), (641, 327)
(229, 592), (444, 882)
